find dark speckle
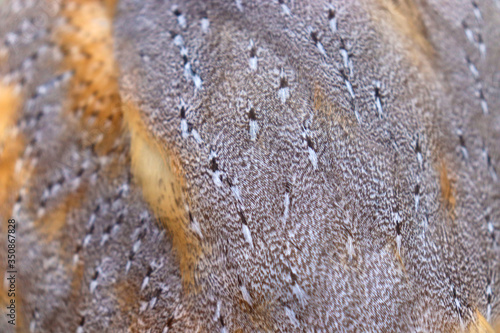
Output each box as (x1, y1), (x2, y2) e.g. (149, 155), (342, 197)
(76, 168), (85, 178)
(238, 211), (247, 225)
(306, 137), (314, 149)
(458, 134), (466, 147)
(166, 316), (174, 328)
(328, 9), (335, 20)
(250, 47), (256, 59)
(279, 76), (288, 89)
(415, 137), (421, 154)
(310, 31), (319, 44)
(210, 157), (218, 172)
(248, 108), (256, 121)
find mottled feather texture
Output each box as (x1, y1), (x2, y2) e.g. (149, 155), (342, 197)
(0, 0), (499, 332)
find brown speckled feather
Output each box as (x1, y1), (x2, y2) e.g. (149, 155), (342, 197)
(0, 0), (499, 332)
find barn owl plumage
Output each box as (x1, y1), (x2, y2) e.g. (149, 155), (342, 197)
(0, 0), (499, 332)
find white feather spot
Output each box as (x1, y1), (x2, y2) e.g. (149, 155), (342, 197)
(201, 18), (210, 34)
(173, 35), (184, 47)
(191, 217), (203, 239)
(479, 42), (486, 58)
(87, 214), (96, 228)
(183, 62), (193, 81)
(473, 5), (482, 21)
(240, 284), (253, 305)
(213, 300), (221, 322)
(468, 60), (479, 78)
(231, 185), (241, 202)
(308, 147), (318, 170)
(249, 120), (259, 141)
(193, 74), (203, 90)
(488, 221), (494, 234)
(345, 79), (355, 99)
(317, 42), (326, 56)
(375, 96), (383, 117)
(487, 284), (492, 321)
(83, 234), (92, 248)
(242, 224), (254, 248)
(329, 17), (337, 33)
(149, 296), (158, 309)
(278, 87), (290, 104)
(139, 301), (148, 313)
(72, 254), (79, 267)
(354, 109), (361, 123)
(374, 81), (383, 116)
(249, 57), (258, 71)
(133, 240), (141, 253)
(465, 28), (474, 43)
(292, 283), (308, 307)
(191, 129), (203, 143)
(278, 69), (290, 104)
(396, 234), (402, 257)
(12, 202), (21, 216)
(285, 307), (300, 327)
(181, 119), (189, 139)
(213, 170), (223, 187)
(347, 235), (354, 261)
(460, 145), (469, 160)
(282, 192), (290, 226)
(481, 98), (488, 115)
(90, 280), (98, 294)
(100, 234), (109, 246)
(177, 15), (187, 29)
(340, 49), (349, 70)
(281, 3), (291, 15)
(6, 32), (18, 46)
(236, 0), (243, 11)
(141, 276), (150, 291)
